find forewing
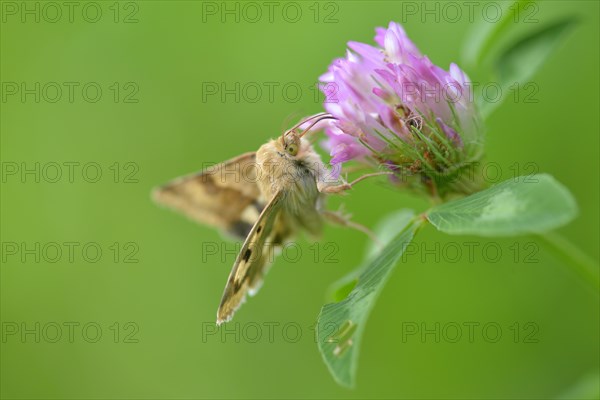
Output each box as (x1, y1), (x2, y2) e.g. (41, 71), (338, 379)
(152, 152), (263, 239)
(216, 190), (286, 325)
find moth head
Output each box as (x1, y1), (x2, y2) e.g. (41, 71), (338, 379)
(279, 113), (336, 158)
(280, 132), (301, 157)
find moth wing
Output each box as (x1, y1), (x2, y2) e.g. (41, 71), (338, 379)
(152, 152), (263, 240)
(217, 190), (287, 325)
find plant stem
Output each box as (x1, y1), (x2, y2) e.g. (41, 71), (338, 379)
(536, 232), (599, 292)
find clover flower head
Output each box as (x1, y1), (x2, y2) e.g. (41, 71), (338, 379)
(319, 22), (484, 198)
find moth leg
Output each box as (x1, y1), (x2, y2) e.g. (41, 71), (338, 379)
(319, 171), (394, 194)
(321, 209), (380, 246)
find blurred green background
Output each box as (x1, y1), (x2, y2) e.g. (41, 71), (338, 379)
(1, 1), (598, 398)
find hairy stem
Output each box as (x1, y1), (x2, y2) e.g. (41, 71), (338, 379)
(536, 232), (599, 292)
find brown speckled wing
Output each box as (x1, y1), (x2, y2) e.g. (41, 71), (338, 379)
(152, 152), (263, 240)
(216, 190), (287, 325)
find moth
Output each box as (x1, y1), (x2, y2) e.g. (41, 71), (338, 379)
(153, 113), (385, 324)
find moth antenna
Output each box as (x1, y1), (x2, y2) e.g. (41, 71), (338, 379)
(298, 114), (336, 138)
(280, 111), (303, 135)
(281, 112), (332, 144)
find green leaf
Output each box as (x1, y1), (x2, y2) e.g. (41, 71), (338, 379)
(326, 209), (416, 302)
(316, 212), (423, 388)
(426, 174), (577, 236)
(462, 0), (535, 67)
(495, 17), (577, 85)
(479, 17), (577, 118)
